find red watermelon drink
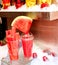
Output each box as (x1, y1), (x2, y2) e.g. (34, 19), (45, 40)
(6, 29), (20, 61)
(2, 0), (10, 9)
(22, 33), (34, 58)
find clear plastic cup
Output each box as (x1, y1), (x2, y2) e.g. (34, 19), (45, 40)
(22, 33), (34, 58)
(6, 30), (19, 61)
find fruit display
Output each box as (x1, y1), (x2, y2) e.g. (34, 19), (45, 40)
(0, 0), (53, 9)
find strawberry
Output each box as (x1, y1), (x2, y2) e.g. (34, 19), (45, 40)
(43, 56), (48, 61)
(41, 2), (49, 8)
(50, 52), (56, 57)
(33, 53), (37, 58)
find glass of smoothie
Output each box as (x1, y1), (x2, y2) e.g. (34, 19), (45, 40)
(21, 33), (34, 58)
(6, 30), (20, 61)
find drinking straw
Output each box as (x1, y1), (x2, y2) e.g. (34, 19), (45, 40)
(11, 27), (16, 36)
(15, 32), (20, 40)
(6, 26), (20, 41)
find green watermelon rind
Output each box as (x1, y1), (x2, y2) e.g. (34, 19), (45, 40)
(11, 16), (33, 26)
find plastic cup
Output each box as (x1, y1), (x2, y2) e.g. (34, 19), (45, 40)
(7, 38), (19, 60)
(2, 0), (10, 9)
(6, 30), (20, 61)
(22, 33), (34, 58)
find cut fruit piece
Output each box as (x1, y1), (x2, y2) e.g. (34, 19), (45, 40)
(41, 2), (49, 8)
(11, 16), (33, 34)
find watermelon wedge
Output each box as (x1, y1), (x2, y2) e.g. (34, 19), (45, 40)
(11, 16), (33, 34)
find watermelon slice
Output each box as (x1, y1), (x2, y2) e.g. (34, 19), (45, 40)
(11, 16), (33, 34)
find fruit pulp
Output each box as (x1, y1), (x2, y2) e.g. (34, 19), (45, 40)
(15, 20), (32, 34)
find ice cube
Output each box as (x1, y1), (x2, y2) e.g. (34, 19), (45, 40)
(30, 58), (45, 65)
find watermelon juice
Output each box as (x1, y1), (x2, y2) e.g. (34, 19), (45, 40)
(7, 38), (19, 60)
(6, 30), (19, 60)
(22, 33), (34, 58)
(2, 0), (10, 9)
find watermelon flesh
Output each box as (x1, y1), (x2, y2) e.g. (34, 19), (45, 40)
(12, 17), (32, 34)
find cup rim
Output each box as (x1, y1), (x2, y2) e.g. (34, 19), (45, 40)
(21, 32), (34, 40)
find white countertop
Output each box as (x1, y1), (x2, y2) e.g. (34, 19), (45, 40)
(0, 4), (58, 12)
(1, 43), (58, 65)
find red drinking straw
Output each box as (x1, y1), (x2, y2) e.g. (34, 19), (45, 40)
(11, 27), (16, 36)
